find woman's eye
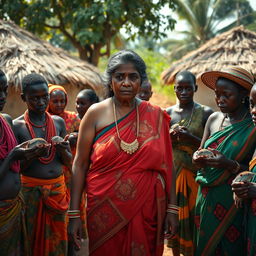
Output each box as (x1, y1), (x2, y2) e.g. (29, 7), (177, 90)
(130, 74), (139, 80)
(115, 75), (123, 81)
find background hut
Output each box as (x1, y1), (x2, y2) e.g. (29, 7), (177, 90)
(0, 19), (104, 117)
(161, 26), (256, 110)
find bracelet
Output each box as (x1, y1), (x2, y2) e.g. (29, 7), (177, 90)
(167, 204), (179, 214)
(167, 204), (179, 210)
(166, 209), (179, 215)
(232, 160), (240, 174)
(67, 210), (81, 218)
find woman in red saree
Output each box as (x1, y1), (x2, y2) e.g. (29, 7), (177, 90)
(69, 50), (178, 255)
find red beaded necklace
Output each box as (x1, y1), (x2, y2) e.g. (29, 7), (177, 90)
(24, 110), (56, 164)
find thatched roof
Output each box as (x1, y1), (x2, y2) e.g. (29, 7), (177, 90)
(0, 19), (105, 97)
(162, 26), (256, 85)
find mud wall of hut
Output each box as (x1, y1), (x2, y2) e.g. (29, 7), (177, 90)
(194, 85), (218, 111)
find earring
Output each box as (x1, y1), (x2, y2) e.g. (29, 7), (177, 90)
(241, 98), (245, 104)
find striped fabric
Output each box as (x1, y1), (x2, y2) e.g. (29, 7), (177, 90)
(201, 66), (255, 91)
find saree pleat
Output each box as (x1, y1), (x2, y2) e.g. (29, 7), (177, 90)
(195, 118), (256, 256)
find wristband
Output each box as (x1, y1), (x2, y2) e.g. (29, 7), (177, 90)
(67, 210), (81, 218)
(167, 204), (179, 214)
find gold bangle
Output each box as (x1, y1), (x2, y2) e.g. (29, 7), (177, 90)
(167, 204), (179, 210)
(166, 209), (179, 215)
(68, 215), (81, 219)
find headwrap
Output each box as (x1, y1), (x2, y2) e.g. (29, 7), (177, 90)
(48, 84), (68, 112)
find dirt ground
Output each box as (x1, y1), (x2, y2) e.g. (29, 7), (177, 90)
(150, 89), (175, 109)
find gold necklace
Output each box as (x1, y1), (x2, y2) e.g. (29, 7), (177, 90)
(113, 98), (139, 154)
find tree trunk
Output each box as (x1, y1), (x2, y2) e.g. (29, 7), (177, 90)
(91, 43), (102, 66)
(77, 44), (101, 66)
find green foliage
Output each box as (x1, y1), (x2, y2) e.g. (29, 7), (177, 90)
(162, 0), (255, 60)
(0, 0), (177, 65)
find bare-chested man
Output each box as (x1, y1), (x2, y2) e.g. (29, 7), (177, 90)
(0, 70), (47, 255)
(13, 73), (72, 256)
(166, 70), (213, 256)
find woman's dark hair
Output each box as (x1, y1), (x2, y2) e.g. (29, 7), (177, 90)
(0, 70), (7, 86)
(103, 50), (147, 97)
(78, 89), (99, 103)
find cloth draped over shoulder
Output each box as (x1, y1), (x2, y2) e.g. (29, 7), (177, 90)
(21, 174), (69, 256)
(0, 115), (20, 172)
(0, 194), (29, 256)
(195, 118), (256, 256)
(246, 157), (256, 255)
(168, 103), (205, 256)
(86, 101), (173, 256)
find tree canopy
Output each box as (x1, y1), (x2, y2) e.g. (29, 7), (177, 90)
(161, 0), (256, 60)
(0, 0), (176, 66)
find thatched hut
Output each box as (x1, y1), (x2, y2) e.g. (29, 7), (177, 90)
(0, 19), (104, 117)
(162, 26), (256, 109)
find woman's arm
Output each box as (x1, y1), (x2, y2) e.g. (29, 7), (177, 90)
(68, 106), (97, 249)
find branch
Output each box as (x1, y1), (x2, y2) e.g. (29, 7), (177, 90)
(44, 23), (60, 29)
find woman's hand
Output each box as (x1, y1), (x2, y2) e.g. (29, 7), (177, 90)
(170, 126), (194, 143)
(232, 181), (250, 198)
(193, 148), (231, 169)
(232, 181), (256, 199)
(65, 133), (78, 147)
(164, 212), (179, 239)
(68, 218), (83, 251)
(233, 192), (244, 208)
(54, 140), (70, 153)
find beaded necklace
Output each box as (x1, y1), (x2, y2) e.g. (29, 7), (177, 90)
(24, 110), (56, 164)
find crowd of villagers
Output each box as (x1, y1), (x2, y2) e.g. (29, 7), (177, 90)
(1, 49), (256, 256)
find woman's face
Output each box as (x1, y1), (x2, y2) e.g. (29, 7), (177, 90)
(250, 86), (256, 125)
(48, 90), (67, 115)
(76, 94), (92, 119)
(111, 63), (141, 101)
(215, 78), (244, 114)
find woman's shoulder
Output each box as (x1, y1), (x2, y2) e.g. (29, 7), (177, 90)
(207, 111), (222, 121)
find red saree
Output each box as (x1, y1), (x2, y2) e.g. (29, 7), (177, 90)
(86, 101), (173, 255)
